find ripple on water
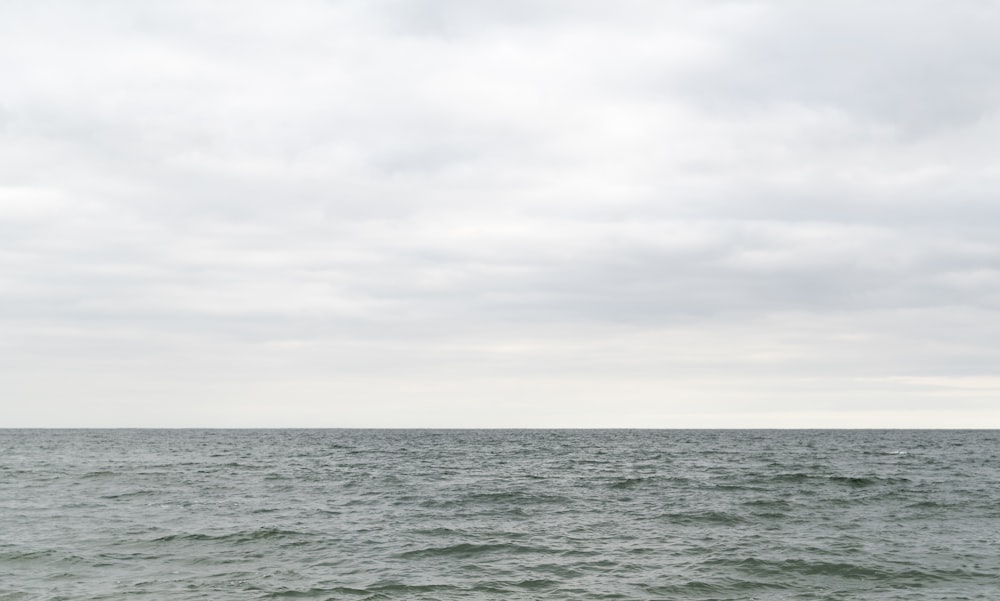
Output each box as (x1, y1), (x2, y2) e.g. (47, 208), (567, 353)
(0, 429), (998, 600)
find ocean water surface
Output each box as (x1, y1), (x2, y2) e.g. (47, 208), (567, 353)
(0, 429), (997, 600)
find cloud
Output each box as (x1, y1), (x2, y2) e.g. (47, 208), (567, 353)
(670, 2), (1000, 133)
(2, 1), (999, 426)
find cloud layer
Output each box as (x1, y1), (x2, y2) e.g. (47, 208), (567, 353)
(3, 1), (1000, 426)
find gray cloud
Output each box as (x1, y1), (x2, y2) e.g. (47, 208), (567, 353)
(2, 1), (999, 426)
(670, 2), (1000, 133)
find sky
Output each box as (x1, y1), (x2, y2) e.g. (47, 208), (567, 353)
(2, 1), (1000, 427)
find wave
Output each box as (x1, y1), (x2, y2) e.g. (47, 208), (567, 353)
(711, 557), (972, 583)
(608, 476), (648, 489)
(658, 509), (746, 526)
(639, 577), (791, 596)
(397, 542), (548, 559)
(80, 470), (116, 479)
(260, 586), (372, 599)
(99, 489), (158, 500)
(149, 528), (312, 545)
(419, 491), (570, 508)
(763, 472), (911, 487)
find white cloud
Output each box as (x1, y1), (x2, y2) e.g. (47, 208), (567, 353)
(2, 1), (999, 426)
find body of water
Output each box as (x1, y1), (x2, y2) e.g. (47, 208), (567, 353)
(1, 429), (997, 599)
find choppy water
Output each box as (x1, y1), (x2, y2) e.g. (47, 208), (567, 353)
(1, 429), (998, 600)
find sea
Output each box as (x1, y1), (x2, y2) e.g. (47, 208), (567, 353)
(1, 429), (997, 600)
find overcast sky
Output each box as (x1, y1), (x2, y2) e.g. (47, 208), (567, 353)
(3, 1), (1000, 427)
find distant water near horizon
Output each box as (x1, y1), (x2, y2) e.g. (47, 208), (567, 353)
(1, 429), (998, 600)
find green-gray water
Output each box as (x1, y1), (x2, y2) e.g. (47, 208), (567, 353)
(1, 429), (997, 600)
